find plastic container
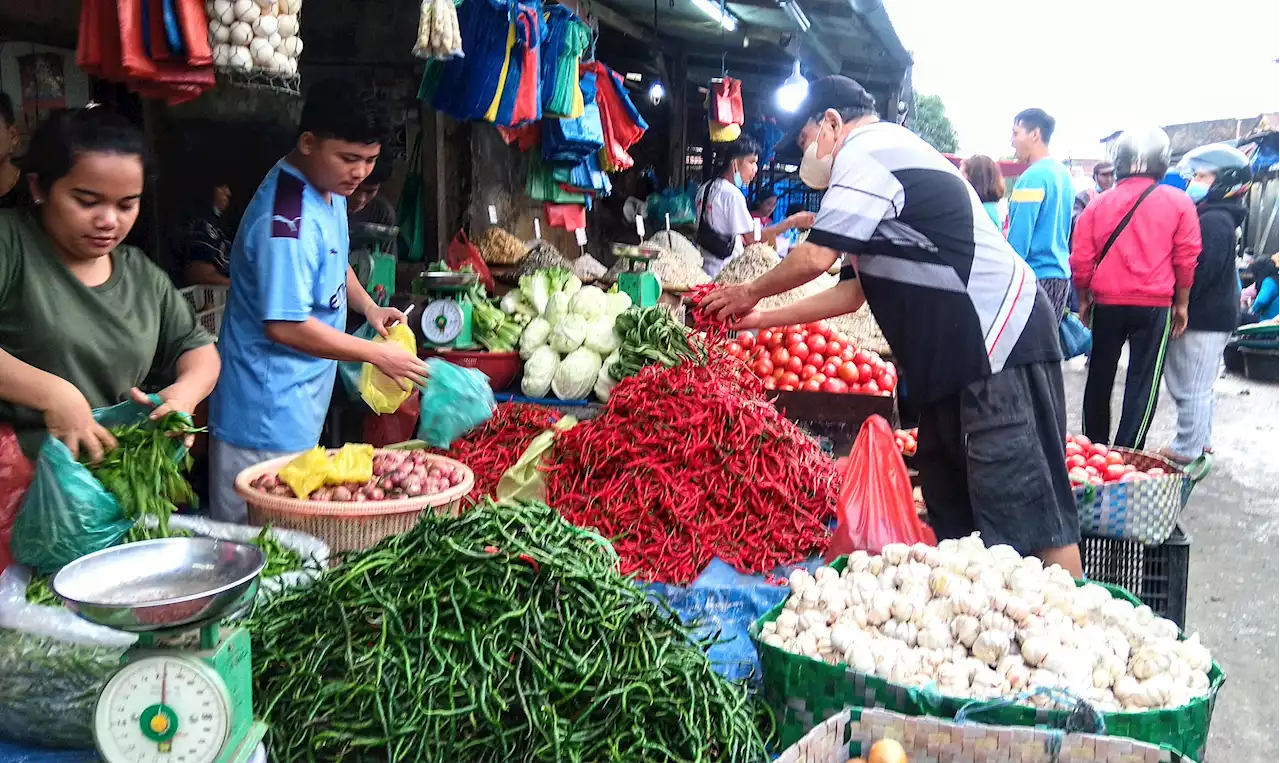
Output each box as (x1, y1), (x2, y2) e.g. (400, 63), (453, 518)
(429, 350), (522, 391)
(179, 285), (229, 339)
(233, 450), (474, 555)
(1242, 347), (1279, 382)
(1081, 524), (1191, 629)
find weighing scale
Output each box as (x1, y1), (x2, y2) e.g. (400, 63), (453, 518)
(51, 537), (269, 763)
(611, 242), (664, 308)
(417, 270), (480, 349)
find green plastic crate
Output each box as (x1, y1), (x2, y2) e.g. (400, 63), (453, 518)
(750, 558), (1225, 762)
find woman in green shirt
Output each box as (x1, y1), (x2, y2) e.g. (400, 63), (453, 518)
(0, 108), (221, 463)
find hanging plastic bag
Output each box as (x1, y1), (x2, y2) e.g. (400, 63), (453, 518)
(10, 399), (170, 576)
(359, 323), (419, 415)
(825, 415), (936, 562)
(276, 447), (332, 501)
(417, 359), (496, 448)
(0, 425), (34, 572)
(328, 443), (374, 486)
(397, 135), (427, 262)
(446, 229), (496, 292)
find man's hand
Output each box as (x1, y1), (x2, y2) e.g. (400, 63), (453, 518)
(1171, 303), (1189, 339)
(787, 211), (816, 230)
(365, 304), (410, 338)
(731, 310), (766, 330)
(372, 342), (430, 390)
(701, 283), (761, 323)
(44, 380), (115, 464)
(1077, 292), (1093, 328)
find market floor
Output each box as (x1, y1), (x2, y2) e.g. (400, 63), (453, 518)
(1060, 357), (1279, 763)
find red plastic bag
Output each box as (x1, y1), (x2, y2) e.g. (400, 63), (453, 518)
(363, 390), (421, 447)
(826, 415), (935, 562)
(712, 77), (744, 126)
(544, 202), (587, 231)
(0, 425), (35, 572)
(446, 229), (496, 292)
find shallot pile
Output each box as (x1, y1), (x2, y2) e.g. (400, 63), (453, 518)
(249, 450), (467, 502)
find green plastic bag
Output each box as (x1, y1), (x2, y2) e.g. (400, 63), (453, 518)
(416, 359), (496, 449)
(10, 398), (168, 575)
(397, 134), (426, 262)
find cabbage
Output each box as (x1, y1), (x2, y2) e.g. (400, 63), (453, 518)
(604, 290), (632, 318)
(552, 347), (603, 401)
(545, 292), (571, 326)
(521, 346), (560, 397)
(519, 317), (552, 360)
(594, 351), (620, 402)
(569, 285), (607, 321)
(519, 271), (552, 315)
(584, 318), (621, 355)
(549, 315), (588, 355)
(562, 273), (583, 297)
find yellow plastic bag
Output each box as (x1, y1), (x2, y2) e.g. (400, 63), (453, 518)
(277, 447), (332, 500)
(495, 417), (577, 503)
(327, 443), (374, 486)
(359, 323), (418, 414)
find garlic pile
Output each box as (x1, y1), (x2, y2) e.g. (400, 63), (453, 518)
(207, 0), (304, 77)
(758, 534), (1215, 713)
(412, 0), (464, 61)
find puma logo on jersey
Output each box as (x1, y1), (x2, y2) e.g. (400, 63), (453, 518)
(271, 215), (300, 232)
(271, 171), (305, 239)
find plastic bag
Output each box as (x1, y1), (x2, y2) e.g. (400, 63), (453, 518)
(363, 390), (421, 447)
(495, 416), (577, 502)
(826, 415), (936, 562)
(277, 447), (331, 500)
(359, 323), (418, 414)
(446, 229), (496, 292)
(417, 359), (496, 448)
(10, 399), (170, 575)
(0, 425), (34, 572)
(328, 443), (374, 485)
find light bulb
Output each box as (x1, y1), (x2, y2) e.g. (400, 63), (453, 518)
(648, 81), (665, 105)
(776, 60), (808, 113)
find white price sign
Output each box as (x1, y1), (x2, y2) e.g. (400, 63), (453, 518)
(574, 228), (588, 246)
(488, 205), (498, 225)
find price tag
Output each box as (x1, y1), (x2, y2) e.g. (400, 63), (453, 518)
(635, 215), (645, 238)
(575, 228), (587, 246)
(533, 218), (541, 240)
(488, 205), (498, 225)
(665, 213), (671, 231)
(753, 218), (762, 242)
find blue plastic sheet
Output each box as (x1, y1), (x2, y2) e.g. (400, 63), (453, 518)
(0, 742), (98, 762)
(645, 557), (822, 683)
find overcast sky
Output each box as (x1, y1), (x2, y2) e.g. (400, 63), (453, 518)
(882, 0), (1280, 160)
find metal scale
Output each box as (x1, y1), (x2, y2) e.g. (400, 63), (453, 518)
(52, 537), (269, 763)
(417, 270), (480, 349)
(611, 242), (664, 308)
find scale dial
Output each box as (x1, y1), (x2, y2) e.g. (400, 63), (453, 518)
(95, 655), (231, 763)
(421, 298), (464, 344)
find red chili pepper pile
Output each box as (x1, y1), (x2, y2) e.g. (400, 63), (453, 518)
(542, 353), (838, 584)
(687, 284), (729, 336)
(430, 403), (561, 499)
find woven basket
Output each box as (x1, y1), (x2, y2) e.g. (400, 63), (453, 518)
(1073, 449), (1211, 545)
(776, 703), (1191, 763)
(233, 450), (474, 555)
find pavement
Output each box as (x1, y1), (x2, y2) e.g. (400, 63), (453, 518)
(1060, 357), (1278, 763)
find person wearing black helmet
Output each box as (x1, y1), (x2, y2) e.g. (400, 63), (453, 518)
(1071, 127), (1202, 451)
(1158, 144), (1250, 464)
(701, 76), (1081, 576)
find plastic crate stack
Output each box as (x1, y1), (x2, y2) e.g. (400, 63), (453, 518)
(180, 285), (229, 339)
(1081, 525), (1191, 628)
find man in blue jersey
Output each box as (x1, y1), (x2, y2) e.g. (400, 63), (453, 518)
(1008, 108), (1076, 318)
(209, 79), (428, 522)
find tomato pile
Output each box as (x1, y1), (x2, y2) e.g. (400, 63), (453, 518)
(894, 428), (918, 457)
(1065, 435), (1168, 485)
(722, 321), (898, 395)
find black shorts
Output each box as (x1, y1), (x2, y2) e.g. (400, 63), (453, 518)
(914, 362), (1079, 554)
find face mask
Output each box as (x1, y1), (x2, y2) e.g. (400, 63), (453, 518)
(799, 126), (836, 190)
(733, 166), (744, 188)
(1186, 182), (1210, 202)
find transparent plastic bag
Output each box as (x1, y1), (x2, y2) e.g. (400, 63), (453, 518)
(359, 323), (419, 414)
(826, 415), (936, 562)
(9, 399), (170, 575)
(416, 359), (496, 448)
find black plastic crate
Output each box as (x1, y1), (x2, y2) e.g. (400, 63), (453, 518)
(1081, 525), (1191, 629)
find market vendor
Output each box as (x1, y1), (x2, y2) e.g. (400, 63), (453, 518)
(209, 79), (428, 523)
(0, 108), (221, 462)
(701, 76), (1082, 576)
(695, 135), (814, 277)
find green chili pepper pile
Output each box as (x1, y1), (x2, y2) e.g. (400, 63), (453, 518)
(246, 499), (771, 763)
(612, 306), (708, 380)
(249, 525), (304, 578)
(88, 411), (201, 543)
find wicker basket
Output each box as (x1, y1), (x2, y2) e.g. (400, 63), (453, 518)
(233, 450), (474, 555)
(1073, 449), (1210, 545)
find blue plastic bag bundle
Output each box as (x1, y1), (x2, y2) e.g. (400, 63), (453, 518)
(417, 359), (497, 448)
(542, 71), (605, 164)
(10, 398), (173, 575)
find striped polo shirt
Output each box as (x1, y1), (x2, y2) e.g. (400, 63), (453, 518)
(810, 122), (1061, 403)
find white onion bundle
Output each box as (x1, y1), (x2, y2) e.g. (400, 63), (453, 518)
(412, 0), (463, 60)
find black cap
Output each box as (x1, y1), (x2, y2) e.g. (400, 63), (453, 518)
(775, 75), (877, 163)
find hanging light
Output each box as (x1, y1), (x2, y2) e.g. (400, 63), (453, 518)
(648, 81), (666, 105)
(776, 59), (808, 112)
(691, 0), (737, 31)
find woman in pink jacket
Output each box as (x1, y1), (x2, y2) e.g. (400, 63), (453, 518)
(1070, 127), (1202, 450)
